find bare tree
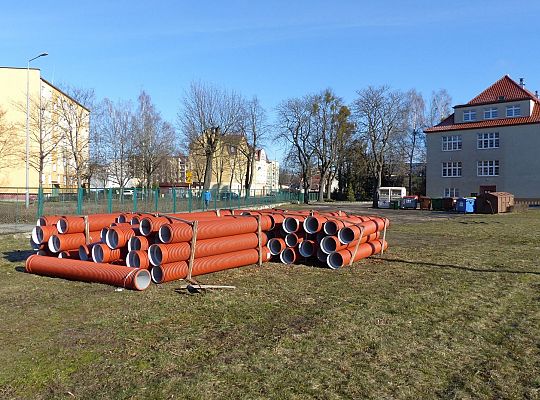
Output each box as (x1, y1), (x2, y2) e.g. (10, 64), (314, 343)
(0, 108), (19, 171)
(99, 98), (135, 188)
(179, 81), (244, 190)
(353, 86), (408, 206)
(402, 89), (427, 194)
(428, 89), (453, 127)
(56, 85), (94, 188)
(133, 91), (175, 188)
(238, 96), (268, 196)
(276, 96), (315, 204)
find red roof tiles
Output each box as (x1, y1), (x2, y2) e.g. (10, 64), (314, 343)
(425, 75), (540, 133)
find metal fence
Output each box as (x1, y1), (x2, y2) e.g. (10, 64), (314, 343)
(0, 187), (319, 224)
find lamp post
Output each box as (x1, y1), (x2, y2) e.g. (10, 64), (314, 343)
(25, 52), (48, 208)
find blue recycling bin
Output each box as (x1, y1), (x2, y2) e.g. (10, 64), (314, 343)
(456, 197), (476, 213)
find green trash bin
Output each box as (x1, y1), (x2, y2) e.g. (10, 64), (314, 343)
(390, 200), (399, 209)
(432, 198), (443, 211)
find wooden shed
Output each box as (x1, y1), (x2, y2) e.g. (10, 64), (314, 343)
(475, 192), (514, 214)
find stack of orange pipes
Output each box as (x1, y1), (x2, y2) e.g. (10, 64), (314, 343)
(26, 208), (389, 290)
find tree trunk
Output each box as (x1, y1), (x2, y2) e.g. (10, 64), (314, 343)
(203, 151), (213, 190)
(318, 171), (325, 202)
(325, 175), (332, 200)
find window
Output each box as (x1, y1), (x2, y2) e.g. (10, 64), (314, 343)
(484, 107), (498, 119)
(463, 110), (477, 122)
(444, 188), (459, 197)
(442, 161), (462, 177)
(477, 132), (499, 149)
(506, 105), (521, 117)
(477, 160), (499, 176)
(442, 135), (462, 151)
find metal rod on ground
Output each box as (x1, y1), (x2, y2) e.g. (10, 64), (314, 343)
(349, 226), (365, 267)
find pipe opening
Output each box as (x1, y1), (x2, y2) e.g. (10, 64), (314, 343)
(279, 248), (296, 264)
(323, 221), (338, 236)
(282, 217), (299, 234)
(151, 266), (164, 283)
(79, 245), (89, 261)
(320, 236), (337, 254)
(106, 230), (119, 249)
(303, 216), (319, 234)
(268, 238), (283, 255)
(338, 227), (355, 244)
(37, 217), (47, 226)
(130, 216), (140, 225)
(58, 251), (68, 258)
(48, 236), (61, 253)
(92, 244), (104, 263)
(36, 250), (48, 256)
(134, 270), (152, 290)
(117, 215), (126, 223)
(316, 248), (328, 263)
(284, 233), (298, 247)
(148, 244), (162, 266)
(158, 225), (172, 243)
(140, 219), (152, 236)
(298, 241), (315, 257)
(57, 219), (68, 234)
(31, 226), (42, 245)
(327, 252), (344, 269)
(127, 251), (139, 268)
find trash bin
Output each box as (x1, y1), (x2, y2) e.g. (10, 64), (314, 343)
(431, 198), (443, 211)
(400, 196), (418, 209)
(443, 197), (456, 211)
(456, 197), (476, 213)
(419, 196), (431, 210)
(389, 200), (400, 209)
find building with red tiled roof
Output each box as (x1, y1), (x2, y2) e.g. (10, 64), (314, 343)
(425, 75), (540, 200)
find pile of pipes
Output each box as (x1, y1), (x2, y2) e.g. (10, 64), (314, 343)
(26, 209), (389, 291)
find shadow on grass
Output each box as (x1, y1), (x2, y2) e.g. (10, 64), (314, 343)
(2, 249), (34, 263)
(380, 257), (540, 276)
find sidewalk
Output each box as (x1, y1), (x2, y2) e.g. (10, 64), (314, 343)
(0, 224), (34, 235)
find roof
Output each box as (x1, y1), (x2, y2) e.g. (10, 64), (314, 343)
(426, 75), (540, 133)
(41, 78), (91, 113)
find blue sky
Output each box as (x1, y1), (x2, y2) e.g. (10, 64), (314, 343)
(2, 1), (540, 161)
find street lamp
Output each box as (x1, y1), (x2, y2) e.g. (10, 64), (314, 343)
(26, 52), (48, 208)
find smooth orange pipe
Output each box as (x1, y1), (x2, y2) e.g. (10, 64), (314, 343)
(268, 237), (286, 255)
(48, 231), (100, 253)
(159, 215), (272, 244)
(148, 232), (268, 266)
(152, 247), (271, 283)
(279, 247), (297, 264)
(25, 255), (151, 290)
(327, 239), (388, 269)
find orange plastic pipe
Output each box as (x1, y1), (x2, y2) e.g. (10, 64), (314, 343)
(58, 250), (79, 259)
(105, 225), (138, 249)
(152, 247), (271, 283)
(127, 250), (150, 269)
(48, 231), (100, 253)
(279, 247), (297, 264)
(148, 232), (268, 266)
(25, 255), (151, 290)
(159, 215), (272, 244)
(322, 215), (373, 235)
(337, 217), (390, 244)
(37, 215), (62, 227)
(268, 237), (286, 255)
(91, 243), (124, 263)
(319, 231), (381, 254)
(327, 239), (388, 269)
(128, 236), (150, 252)
(32, 225), (58, 244)
(56, 213), (120, 234)
(139, 216), (172, 236)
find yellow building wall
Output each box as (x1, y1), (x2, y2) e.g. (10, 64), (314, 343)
(0, 67), (90, 192)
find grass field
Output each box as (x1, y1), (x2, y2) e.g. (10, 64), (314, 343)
(1, 208), (539, 399)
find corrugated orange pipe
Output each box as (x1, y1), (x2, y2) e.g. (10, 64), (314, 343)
(127, 250), (150, 269)
(319, 231), (381, 254)
(159, 215), (272, 243)
(139, 216), (172, 236)
(323, 215), (373, 236)
(56, 213), (120, 234)
(58, 250), (79, 259)
(151, 247), (271, 283)
(25, 255), (151, 290)
(148, 232), (268, 266)
(31, 225), (58, 244)
(37, 215), (62, 227)
(326, 239), (388, 269)
(105, 225), (138, 249)
(337, 218), (389, 244)
(127, 236), (150, 252)
(48, 231), (100, 253)
(268, 237), (286, 255)
(91, 243), (124, 263)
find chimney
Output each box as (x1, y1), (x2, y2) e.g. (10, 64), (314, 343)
(536, 90), (539, 98)
(519, 78), (525, 88)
